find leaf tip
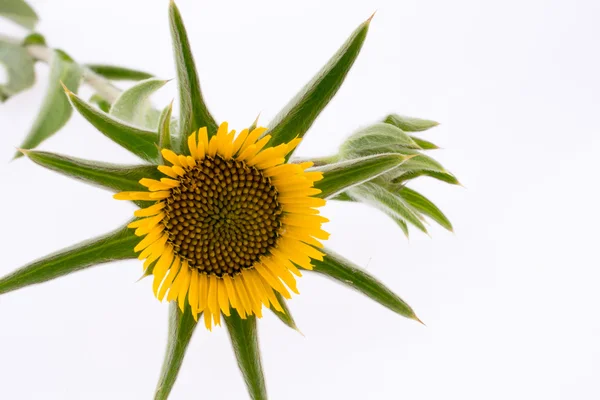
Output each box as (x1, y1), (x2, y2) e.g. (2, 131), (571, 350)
(60, 80), (74, 96)
(16, 147), (30, 157)
(413, 315), (426, 326)
(366, 11), (377, 23)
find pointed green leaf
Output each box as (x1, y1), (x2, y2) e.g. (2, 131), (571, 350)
(0, 39), (35, 102)
(224, 314), (267, 400)
(381, 150), (457, 184)
(158, 101), (174, 154)
(409, 135), (439, 150)
(110, 78), (168, 130)
(154, 302), (199, 400)
(169, 0), (218, 151)
(331, 192), (352, 202)
(311, 248), (420, 321)
(0, 0), (38, 30)
(391, 167), (460, 186)
(348, 182), (428, 233)
(85, 64), (153, 81)
(0, 222), (137, 295)
(340, 123), (420, 159)
(22, 150), (161, 194)
(15, 50), (82, 158)
(393, 217), (410, 238)
(312, 153), (411, 199)
(66, 90), (160, 163)
(383, 114), (439, 132)
(269, 292), (300, 333)
(266, 16), (371, 153)
(398, 187), (453, 231)
(248, 113), (260, 132)
(89, 93), (111, 113)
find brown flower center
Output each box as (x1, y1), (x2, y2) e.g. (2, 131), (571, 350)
(162, 155), (283, 277)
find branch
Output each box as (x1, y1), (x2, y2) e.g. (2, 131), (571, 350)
(0, 34), (121, 103)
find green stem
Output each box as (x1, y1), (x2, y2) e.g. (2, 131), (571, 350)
(0, 34), (122, 103)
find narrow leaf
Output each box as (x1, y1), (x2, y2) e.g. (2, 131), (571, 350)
(312, 153), (410, 199)
(158, 101), (174, 153)
(348, 182), (428, 233)
(0, 222), (137, 295)
(224, 314), (268, 400)
(0, 39), (35, 102)
(311, 248), (421, 322)
(85, 64), (153, 81)
(340, 123), (420, 159)
(169, 0), (218, 150)
(384, 114), (439, 132)
(398, 187), (453, 231)
(15, 50), (82, 158)
(66, 90), (161, 163)
(393, 217), (410, 238)
(409, 135), (439, 150)
(22, 150), (161, 193)
(269, 292), (300, 333)
(391, 168), (460, 186)
(0, 0), (38, 30)
(89, 93), (111, 113)
(266, 16), (371, 152)
(110, 78), (168, 129)
(154, 302), (198, 400)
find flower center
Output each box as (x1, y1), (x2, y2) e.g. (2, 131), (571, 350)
(162, 155), (283, 277)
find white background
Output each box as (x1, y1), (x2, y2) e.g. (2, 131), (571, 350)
(1, 0), (599, 399)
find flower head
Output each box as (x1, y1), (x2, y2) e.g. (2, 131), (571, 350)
(115, 123), (328, 328)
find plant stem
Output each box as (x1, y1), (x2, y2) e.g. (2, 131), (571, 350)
(0, 34), (121, 103)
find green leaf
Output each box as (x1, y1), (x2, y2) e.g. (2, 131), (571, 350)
(311, 248), (421, 322)
(14, 50), (82, 158)
(0, 0), (38, 30)
(397, 170), (460, 185)
(380, 150), (456, 184)
(224, 314), (267, 400)
(154, 302), (198, 400)
(340, 123), (420, 159)
(169, 0), (218, 151)
(331, 192), (352, 202)
(269, 291), (300, 333)
(0, 222), (137, 295)
(409, 135), (439, 150)
(22, 32), (45, 46)
(347, 182), (428, 234)
(266, 16), (372, 153)
(90, 93), (111, 113)
(110, 78), (169, 130)
(22, 150), (161, 194)
(158, 101), (174, 154)
(312, 153), (411, 199)
(393, 217), (410, 238)
(0, 39), (35, 102)
(383, 114), (439, 132)
(66, 90), (161, 163)
(398, 187), (453, 231)
(85, 64), (153, 81)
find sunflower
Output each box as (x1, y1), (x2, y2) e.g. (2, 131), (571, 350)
(0, 2), (458, 399)
(115, 123), (327, 329)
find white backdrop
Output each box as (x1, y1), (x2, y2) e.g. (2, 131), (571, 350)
(1, 0), (599, 399)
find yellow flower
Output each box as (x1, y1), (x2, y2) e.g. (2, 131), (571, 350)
(114, 122), (328, 329)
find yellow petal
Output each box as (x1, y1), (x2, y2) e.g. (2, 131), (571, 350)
(217, 278), (230, 316)
(161, 149), (181, 166)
